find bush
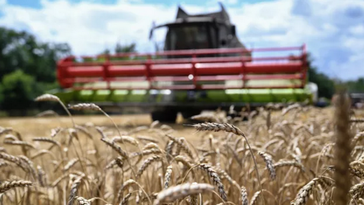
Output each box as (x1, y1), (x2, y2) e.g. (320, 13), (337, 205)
(0, 70), (38, 112)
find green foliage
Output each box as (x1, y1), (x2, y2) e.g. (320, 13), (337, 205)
(100, 48), (111, 55)
(306, 53), (364, 99)
(0, 26), (71, 115)
(346, 78), (364, 93)
(308, 67), (335, 99)
(115, 42), (136, 53)
(0, 27), (71, 83)
(0, 85), (3, 105)
(306, 53), (335, 99)
(0, 70), (37, 110)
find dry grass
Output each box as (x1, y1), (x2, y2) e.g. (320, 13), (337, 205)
(1, 94), (364, 204)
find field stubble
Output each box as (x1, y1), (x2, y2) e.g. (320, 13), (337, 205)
(0, 94), (363, 205)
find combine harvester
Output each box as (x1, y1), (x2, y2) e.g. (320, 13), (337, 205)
(52, 3), (318, 122)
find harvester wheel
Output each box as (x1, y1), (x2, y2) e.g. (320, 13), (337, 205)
(181, 110), (201, 119)
(151, 110), (177, 123)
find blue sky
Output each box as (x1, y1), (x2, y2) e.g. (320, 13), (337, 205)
(1, 0), (364, 80)
(5, 0), (274, 8)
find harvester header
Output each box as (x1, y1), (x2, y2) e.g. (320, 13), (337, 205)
(57, 45), (308, 91)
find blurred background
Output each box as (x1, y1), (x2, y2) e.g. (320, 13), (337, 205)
(0, 0), (363, 117)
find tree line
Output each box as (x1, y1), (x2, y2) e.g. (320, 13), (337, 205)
(0, 26), (362, 116)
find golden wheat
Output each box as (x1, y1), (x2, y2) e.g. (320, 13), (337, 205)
(1, 96), (363, 204)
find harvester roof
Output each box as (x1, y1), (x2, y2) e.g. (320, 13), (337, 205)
(175, 2), (231, 24)
(154, 3), (232, 28)
(151, 3), (233, 34)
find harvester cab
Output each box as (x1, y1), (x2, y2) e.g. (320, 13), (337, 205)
(150, 3), (249, 56)
(52, 3), (318, 123)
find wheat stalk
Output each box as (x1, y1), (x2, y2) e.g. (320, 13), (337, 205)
(35, 94), (75, 127)
(333, 91), (352, 205)
(68, 103), (123, 143)
(33, 137), (61, 148)
(63, 158), (80, 172)
(136, 136), (159, 143)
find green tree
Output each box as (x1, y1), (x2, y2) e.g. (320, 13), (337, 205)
(0, 27), (71, 82)
(0, 26), (71, 114)
(100, 48), (111, 55)
(0, 70), (38, 111)
(346, 78), (364, 93)
(115, 42), (136, 53)
(306, 53), (335, 99)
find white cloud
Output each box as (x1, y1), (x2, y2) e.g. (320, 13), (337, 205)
(0, 0), (363, 80)
(226, 0), (364, 80)
(350, 25), (364, 35)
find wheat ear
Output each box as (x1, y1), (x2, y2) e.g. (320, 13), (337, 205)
(166, 135), (194, 159)
(136, 155), (162, 178)
(153, 183), (215, 205)
(199, 163), (227, 201)
(116, 179), (138, 203)
(74, 196), (91, 205)
(116, 179), (151, 204)
(120, 193), (132, 205)
(3, 140), (35, 149)
(241, 186), (249, 205)
(0, 180), (32, 193)
(349, 181), (364, 201)
(273, 160), (305, 172)
(100, 137), (136, 177)
(291, 177), (328, 205)
(164, 165), (173, 189)
(173, 155), (196, 179)
(258, 151), (276, 180)
(67, 174), (85, 205)
(68, 103), (123, 140)
(191, 122), (263, 200)
(250, 190), (262, 205)
(105, 157), (124, 170)
(0, 153), (30, 174)
(18, 155), (37, 181)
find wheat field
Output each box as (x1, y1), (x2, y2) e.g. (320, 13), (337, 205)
(0, 93), (363, 205)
